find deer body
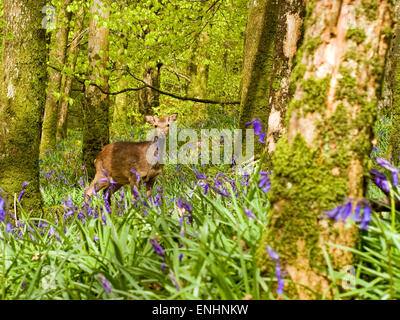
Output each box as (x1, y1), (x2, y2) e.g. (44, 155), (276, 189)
(84, 114), (177, 202)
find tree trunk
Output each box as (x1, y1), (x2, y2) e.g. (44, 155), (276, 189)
(82, 0), (110, 179)
(388, 2), (400, 164)
(266, 0), (305, 154)
(0, 0), (47, 213)
(40, 0), (72, 154)
(138, 63), (162, 115)
(238, 0), (280, 131)
(187, 32), (210, 100)
(256, 0), (393, 299)
(56, 7), (85, 141)
(112, 39), (131, 136)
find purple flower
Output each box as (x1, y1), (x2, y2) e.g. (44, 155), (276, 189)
(98, 274), (112, 294)
(324, 200), (373, 230)
(193, 168), (207, 180)
(93, 235), (99, 242)
(370, 168), (391, 193)
(161, 262), (166, 271)
(179, 253), (183, 262)
(215, 187), (229, 197)
(176, 197), (193, 213)
(18, 181), (29, 203)
(259, 171), (271, 192)
(6, 222), (12, 233)
(360, 205), (372, 230)
(266, 245), (284, 295)
(0, 197), (6, 223)
(376, 158), (400, 187)
(169, 269), (180, 291)
(245, 118), (266, 144)
(266, 245), (280, 263)
(244, 207), (257, 220)
(149, 238), (165, 257)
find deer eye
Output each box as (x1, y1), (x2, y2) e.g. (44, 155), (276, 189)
(155, 125), (158, 128)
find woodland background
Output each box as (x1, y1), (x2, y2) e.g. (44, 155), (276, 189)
(0, 0), (399, 300)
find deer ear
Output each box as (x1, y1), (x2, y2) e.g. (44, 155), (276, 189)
(168, 113), (178, 123)
(145, 115), (155, 125)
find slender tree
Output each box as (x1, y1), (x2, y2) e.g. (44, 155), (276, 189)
(256, 0), (393, 299)
(0, 0), (47, 213)
(111, 38), (132, 136)
(57, 6), (85, 141)
(82, 0), (110, 179)
(40, 0), (73, 154)
(138, 62), (162, 115)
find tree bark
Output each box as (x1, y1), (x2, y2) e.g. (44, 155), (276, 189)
(256, 0), (393, 299)
(40, 0), (73, 154)
(238, 0), (280, 131)
(0, 0), (47, 213)
(112, 38), (132, 136)
(266, 0), (305, 154)
(82, 0), (110, 179)
(388, 2), (400, 164)
(187, 32), (210, 100)
(138, 62), (162, 115)
(56, 7), (85, 141)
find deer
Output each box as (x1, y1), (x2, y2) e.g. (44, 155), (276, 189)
(84, 113), (178, 204)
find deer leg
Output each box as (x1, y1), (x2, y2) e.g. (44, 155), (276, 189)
(84, 173), (110, 202)
(104, 183), (123, 207)
(145, 177), (156, 197)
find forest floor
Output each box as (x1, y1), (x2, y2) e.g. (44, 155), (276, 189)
(0, 112), (399, 300)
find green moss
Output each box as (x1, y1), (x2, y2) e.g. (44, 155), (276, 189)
(346, 28), (367, 44)
(305, 36), (321, 53)
(286, 76), (330, 125)
(255, 133), (349, 297)
(391, 55), (400, 164)
(361, 0), (378, 21)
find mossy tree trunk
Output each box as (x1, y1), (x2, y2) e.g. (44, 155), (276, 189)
(388, 2), (400, 164)
(112, 39), (131, 136)
(0, 0), (47, 213)
(256, 0), (393, 299)
(82, 0), (110, 179)
(238, 0), (279, 131)
(138, 63), (162, 116)
(266, 0), (305, 154)
(57, 6), (85, 141)
(40, 0), (73, 154)
(187, 31), (210, 100)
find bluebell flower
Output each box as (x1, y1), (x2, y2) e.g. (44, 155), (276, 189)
(324, 199), (373, 230)
(370, 168), (391, 193)
(266, 245), (284, 295)
(176, 197), (193, 213)
(244, 207), (257, 220)
(98, 274), (112, 294)
(6, 222), (12, 233)
(150, 238), (165, 257)
(169, 269), (180, 291)
(0, 197), (6, 223)
(259, 171), (271, 192)
(376, 158), (400, 187)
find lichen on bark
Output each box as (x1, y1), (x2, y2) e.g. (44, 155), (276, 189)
(0, 0), (48, 215)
